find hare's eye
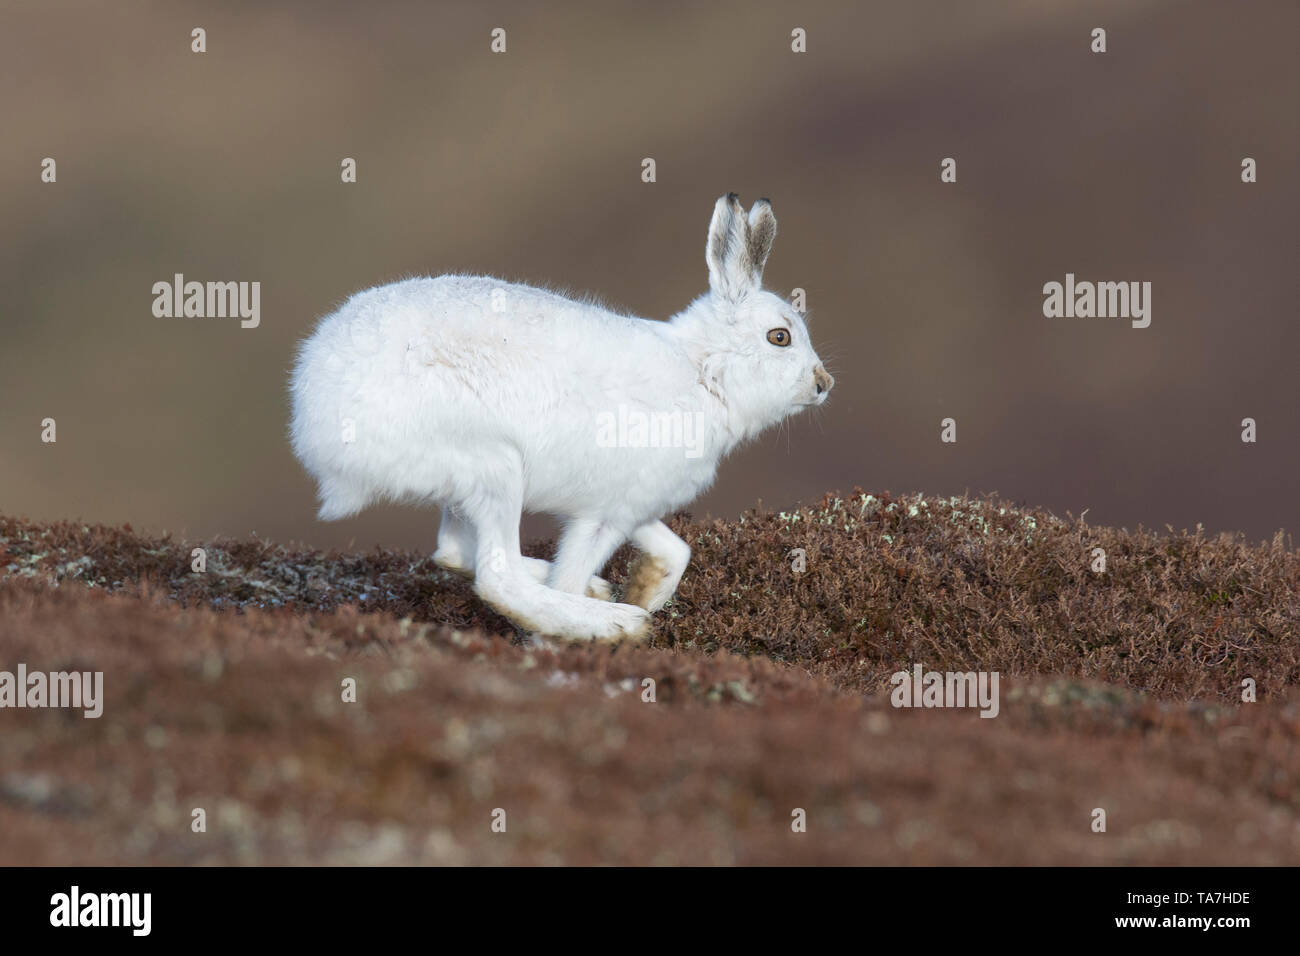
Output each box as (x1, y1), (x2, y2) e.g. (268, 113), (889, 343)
(767, 328), (791, 347)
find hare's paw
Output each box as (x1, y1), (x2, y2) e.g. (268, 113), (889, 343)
(623, 554), (687, 612)
(625, 521), (691, 612)
(433, 548), (474, 578)
(588, 602), (651, 644)
(476, 575), (646, 643)
(521, 557), (612, 601)
(434, 513), (477, 578)
(529, 595), (647, 643)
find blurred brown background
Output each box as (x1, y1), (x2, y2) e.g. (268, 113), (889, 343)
(2, 0), (1296, 551)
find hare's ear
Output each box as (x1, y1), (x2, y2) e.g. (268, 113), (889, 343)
(706, 192), (756, 304)
(746, 198), (777, 281)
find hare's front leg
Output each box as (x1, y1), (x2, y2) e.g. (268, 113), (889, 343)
(546, 518), (626, 599)
(433, 510), (476, 577)
(436, 510), (613, 599)
(528, 558), (613, 601)
(465, 478), (649, 642)
(624, 520), (691, 612)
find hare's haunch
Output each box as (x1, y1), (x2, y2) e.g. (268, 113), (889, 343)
(289, 194), (833, 641)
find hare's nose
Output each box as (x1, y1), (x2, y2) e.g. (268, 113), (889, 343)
(813, 365), (834, 395)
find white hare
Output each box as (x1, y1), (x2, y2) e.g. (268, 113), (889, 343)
(289, 193), (833, 642)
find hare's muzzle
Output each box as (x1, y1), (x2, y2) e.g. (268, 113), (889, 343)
(813, 365), (834, 396)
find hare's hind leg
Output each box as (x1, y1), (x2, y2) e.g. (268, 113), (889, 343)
(464, 475), (649, 642)
(624, 520), (691, 612)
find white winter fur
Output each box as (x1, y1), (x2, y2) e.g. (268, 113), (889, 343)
(289, 194), (833, 641)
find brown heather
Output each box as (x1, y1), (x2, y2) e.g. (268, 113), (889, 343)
(0, 492), (1297, 865)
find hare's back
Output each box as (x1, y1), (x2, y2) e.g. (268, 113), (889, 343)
(396, 275), (669, 386)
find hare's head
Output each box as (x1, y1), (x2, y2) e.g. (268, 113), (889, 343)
(675, 193), (833, 438)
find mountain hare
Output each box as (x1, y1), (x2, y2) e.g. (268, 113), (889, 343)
(290, 193), (833, 642)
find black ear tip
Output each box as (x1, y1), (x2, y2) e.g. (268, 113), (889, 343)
(725, 191), (740, 202)
(758, 197), (772, 206)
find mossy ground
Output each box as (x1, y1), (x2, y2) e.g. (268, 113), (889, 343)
(1, 493), (1296, 864)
